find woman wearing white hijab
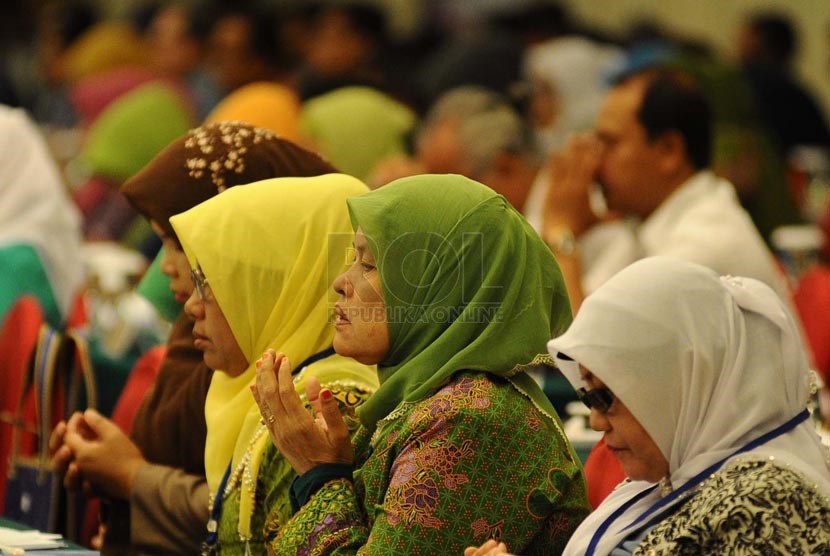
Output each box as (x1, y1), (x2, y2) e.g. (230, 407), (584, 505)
(0, 105), (84, 326)
(523, 36), (622, 154)
(469, 256), (830, 555)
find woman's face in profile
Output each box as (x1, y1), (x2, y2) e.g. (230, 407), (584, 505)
(581, 368), (669, 483)
(151, 220), (194, 304)
(332, 228), (389, 365)
(184, 266), (249, 376)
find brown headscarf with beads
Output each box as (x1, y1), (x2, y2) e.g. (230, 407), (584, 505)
(121, 120), (337, 240)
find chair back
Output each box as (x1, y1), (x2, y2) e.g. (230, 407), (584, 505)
(0, 296), (45, 508)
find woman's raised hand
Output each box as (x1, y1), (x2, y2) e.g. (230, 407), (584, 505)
(253, 349), (353, 475)
(464, 540), (511, 556)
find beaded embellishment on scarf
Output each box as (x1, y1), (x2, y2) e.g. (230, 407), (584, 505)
(184, 121), (275, 191)
(222, 425), (269, 539)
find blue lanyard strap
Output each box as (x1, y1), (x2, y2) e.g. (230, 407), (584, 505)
(587, 408), (810, 555)
(586, 483), (658, 556)
(624, 408), (810, 532)
(204, 462), (233, 546)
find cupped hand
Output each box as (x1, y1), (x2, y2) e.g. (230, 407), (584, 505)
(90, 523), (106, 550)
(464, 540), (511, 556)
(252, 349), (353, 475)
(51, 413), (95, 491)
(63, 409), (147, 499)
(543, 131), (605, 238)
(49, 420), (74, 483)
(819, 386), (830, 423)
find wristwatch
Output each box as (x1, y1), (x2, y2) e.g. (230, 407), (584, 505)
(544, 226), (578, 257)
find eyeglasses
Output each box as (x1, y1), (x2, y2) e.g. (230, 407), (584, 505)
(576, 386), (615, 413)
(191, 266), (210, 300)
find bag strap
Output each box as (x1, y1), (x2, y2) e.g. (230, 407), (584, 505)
(36, 327), (63, 477)
(62, 330), (98, 416)
(8, 325), (62, 477)
(59, 329), (98, 542)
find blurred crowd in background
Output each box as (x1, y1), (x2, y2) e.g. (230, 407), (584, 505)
(2, 0), (830, 427)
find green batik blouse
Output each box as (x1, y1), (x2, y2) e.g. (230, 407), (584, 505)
(269, 372), (590, 555)
(211, 382), (375, 555)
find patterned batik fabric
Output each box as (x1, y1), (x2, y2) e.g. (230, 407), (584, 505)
(269, 372), (590, 555)
(214, 381), (375, 556)
(635, 459), (830, 555)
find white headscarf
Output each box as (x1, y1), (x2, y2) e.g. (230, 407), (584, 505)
(523, 36), (623, 152)
(0, 106), (84, 318)
(549, 256), (830, 556)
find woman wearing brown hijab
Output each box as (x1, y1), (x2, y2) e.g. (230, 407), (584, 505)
(49, 121), (337, 555)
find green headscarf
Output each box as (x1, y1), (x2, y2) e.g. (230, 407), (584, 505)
(135, 247), (181, 323)
(82, 82), (193, 181)
(350, 174), (572, 428)
(301, 86), (416, 180)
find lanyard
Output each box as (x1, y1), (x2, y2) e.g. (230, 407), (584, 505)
(586, 408), (810, 556)
(585, 483), (658, 556)
(201, 346), (337, 549)
(203, 462), (232, 548)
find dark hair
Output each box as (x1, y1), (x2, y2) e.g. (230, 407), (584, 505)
(51, 0), (100, 49)
(134, 1), (217, 43)
(325, 3), (387, 45)
(212, 2), (285, 69)
(633, 70), (712, 169)
(490, 2), (571, 43)
(184, 0), (219, 43)
(132, 2), (162, 35)
(748, 13), (797, 66)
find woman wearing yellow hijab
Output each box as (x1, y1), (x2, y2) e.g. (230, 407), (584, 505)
(59, 21), (148, 84)
(205, 82), (303, 142)
(170, 175), (378, 554)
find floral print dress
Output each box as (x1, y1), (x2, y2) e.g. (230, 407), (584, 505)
(269, 372), (590, 555)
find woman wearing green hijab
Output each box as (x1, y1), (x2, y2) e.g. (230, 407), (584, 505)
(300, 86), (416, 181)
(254, 174), (589, 554)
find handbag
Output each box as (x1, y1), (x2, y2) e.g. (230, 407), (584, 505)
(2, 325), (97, 537)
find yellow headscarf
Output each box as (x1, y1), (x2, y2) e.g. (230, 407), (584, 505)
(60, 21), (147, 83)
(169, 174), (378, 537)
(205, 82), (303, 142)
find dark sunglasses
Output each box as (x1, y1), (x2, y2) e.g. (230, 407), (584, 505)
(576, 386), (615, 413)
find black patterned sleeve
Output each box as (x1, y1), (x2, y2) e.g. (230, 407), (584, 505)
(636, 459), (830, 556)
